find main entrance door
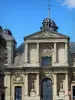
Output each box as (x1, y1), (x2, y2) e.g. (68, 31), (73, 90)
(15, 86), (22, 100)
(41, 78), (53, 100)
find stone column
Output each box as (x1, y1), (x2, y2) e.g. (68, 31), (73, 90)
(25, 74), (28, 96)
(4, 74), (11, 100)
(25, 43), (28, 63)
(65, 43), (68, 63)
(36, 74), (39, 96)
(65, 74), (68, 95)
(54, 74), (57, 96)
(54, 43), (57, 63)
(37, 43), (39, 64)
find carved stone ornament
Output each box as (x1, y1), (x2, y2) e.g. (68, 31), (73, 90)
(45, 73), (54, 82)
(39, 32), (51, 37)
(40, 44), (52, 57)
(39, 32), (59, 37)
(13, 75), (23, 84)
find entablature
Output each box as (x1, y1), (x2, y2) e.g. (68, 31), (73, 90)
(25, 38), (68, 44)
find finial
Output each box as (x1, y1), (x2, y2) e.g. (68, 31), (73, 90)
(47, 0), (51, 18)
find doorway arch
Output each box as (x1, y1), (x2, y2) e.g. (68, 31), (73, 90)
(41, 77), (53, 100)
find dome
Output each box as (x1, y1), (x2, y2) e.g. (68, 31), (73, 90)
(41, 18), (58, 31)
(3, 29), (12, 36)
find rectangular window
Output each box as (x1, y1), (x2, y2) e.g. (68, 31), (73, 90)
(15, 86), (22, 100)
(42, 56), (52, 66)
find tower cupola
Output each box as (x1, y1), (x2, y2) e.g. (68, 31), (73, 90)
(40, 0), (58, 31)
(41, 18), (58, 31)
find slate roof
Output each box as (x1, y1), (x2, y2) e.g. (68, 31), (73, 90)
(0, 33), (6, 47)
(0, 29), (16, 43)
(69, 42), (75, 53)
(16, 43), (24, 54)
(16, 42), (75, 54)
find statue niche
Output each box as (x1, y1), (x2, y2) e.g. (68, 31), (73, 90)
(28, 74), (36, 96)
(57, 74), (65, 96)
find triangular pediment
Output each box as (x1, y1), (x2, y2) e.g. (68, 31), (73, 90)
(33, 31), (60, 38)
(24, 30), (69, 39)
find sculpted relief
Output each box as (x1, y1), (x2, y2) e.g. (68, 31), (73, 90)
(40, 44), (53, 57)
(13, 75), (23, 84)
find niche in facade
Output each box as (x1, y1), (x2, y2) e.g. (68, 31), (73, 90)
(28, 73), (36, 96)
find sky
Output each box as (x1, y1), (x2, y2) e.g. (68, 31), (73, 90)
(0, 0), (75, 47)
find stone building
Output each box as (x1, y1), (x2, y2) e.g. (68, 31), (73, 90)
(0, 26), (6, 100)
(2, 15), (75, 100)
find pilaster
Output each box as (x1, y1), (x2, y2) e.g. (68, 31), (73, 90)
(65, 43), (68, 63)
(53, 74), (57, 96)
(4, 73), (11, 100)
(36, 74), (39, 96)
(25, 43), (28, 63)
(65, 73), (69, 100)
(24, 74), (28, 96)
(65, 74), (68, 95)
(54, 43), (57, 63)
(37, 43), (39, 64)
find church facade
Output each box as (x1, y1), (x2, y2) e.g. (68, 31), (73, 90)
(2, 17), (75, 100)
(0, 27), (6, 100)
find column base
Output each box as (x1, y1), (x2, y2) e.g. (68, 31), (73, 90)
(59, 91), (65, 97)
(56, 95), (69, 100)
(30, 89), (36, 97)
(53, 95), (58, 100)
(65, 95), (69, 100)
(5, 96), (11, 100)
(24, 96), (40, 100)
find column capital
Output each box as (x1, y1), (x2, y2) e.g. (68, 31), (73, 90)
(36, 42), (39, 44)
(36, 73), (40, 75)
(24, 73), (29, 75)
(54, 43), (57, 46)
(54, 73), (57, 75)
(65, 42), (68, 44)
(54, 42), (57, 44)
(65, 73), (68, 75)
(25, 42), (28, 45)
